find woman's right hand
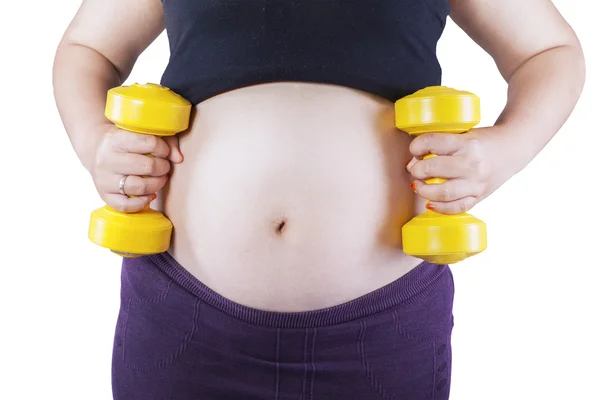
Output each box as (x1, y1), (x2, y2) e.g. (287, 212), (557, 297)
(91, 124), (184, 213)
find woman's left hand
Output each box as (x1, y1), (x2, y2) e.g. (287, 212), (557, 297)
(405, 127), (514, 215)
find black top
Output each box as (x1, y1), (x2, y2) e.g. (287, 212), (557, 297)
(160, 0), (451, 105)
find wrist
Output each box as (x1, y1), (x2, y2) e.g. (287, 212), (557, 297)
(71, 122), (112, 173)
(490, 122), (538, 177)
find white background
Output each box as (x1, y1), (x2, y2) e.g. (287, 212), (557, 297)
(0, 1), (597, 399)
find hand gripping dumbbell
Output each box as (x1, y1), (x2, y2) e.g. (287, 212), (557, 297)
(88, 83), (192, 257)
(395, 86), (487, 264)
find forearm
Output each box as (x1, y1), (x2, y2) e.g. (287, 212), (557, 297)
(52, 42), (124, 172)
(494, 44), (586, 174)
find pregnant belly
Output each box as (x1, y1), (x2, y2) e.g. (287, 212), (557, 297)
(162, 82), (425, 311)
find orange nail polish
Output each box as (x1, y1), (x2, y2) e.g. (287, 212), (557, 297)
(410, 181), (416, 191)
(151, 194), (158, 201)
(426, 203), (435, 210)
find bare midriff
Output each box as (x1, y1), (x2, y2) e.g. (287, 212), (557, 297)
(161, 82), (426, 312)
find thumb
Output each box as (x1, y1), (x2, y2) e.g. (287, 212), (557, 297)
(164, 136), (184, 163)
(405, 157), (417, 172)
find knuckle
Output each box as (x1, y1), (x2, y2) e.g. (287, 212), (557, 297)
(459, 202), (470, 213)
(161, 159), (172, 173)
(439, 186), (454, 202)
(410, 134), (428, 152)
(465, 145), (485, 169)
(456, 199), (473, 214)
(112, 126), (126, 136)
(158, 138), (170, 154)
(98, 192), (109, 204)
(142, 158), (157, 175)
(93, 153), (111, 174)
(154, 159), (170, 175)
(409, 163), (420, 178)
(140, 179), (152, 193)
(467, 157), (483, 174)
(476, 184), (487, 197)
(451, 202), (465, 214)
(441, 134), (454, 146)
(468, 153), (482, 165)
(129, 179), (147, 195)
(158, 176), (169, 189)
(416, 133), (432, 149)
(422, 132), (436, 141)
(465, 136), (480, 150)
(92, 156), (104, 172)
(408, 139), (419, 155)
(112, 200), (129, 213)
(143, 134), (159, 149)
(106, 127), (125, 144)
(103, 126), (117, 140)
(473, 159), (490, 179)
(420, 161), (432, 177)
(107, 129), (132, 154)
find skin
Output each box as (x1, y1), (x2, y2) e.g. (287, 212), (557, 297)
(53, 0), (174, 212)
(408, 0), (585, 214)
(53, 0), (585, 214)
(53, 0), (584, 309)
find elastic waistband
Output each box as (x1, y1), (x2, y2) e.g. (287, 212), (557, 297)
(147, 252), (449, 329)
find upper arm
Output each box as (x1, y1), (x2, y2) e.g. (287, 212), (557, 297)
(449, 0), (581, 81)
(60, 0), (165, 80)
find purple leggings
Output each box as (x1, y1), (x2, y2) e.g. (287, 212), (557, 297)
(112, 253), (454, 399)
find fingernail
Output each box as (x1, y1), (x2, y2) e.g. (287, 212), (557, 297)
(426, 203), (435, 211)
(406, 158), (416, 170)
(151, 194), (157, 201)
(410, 181), (416, 191)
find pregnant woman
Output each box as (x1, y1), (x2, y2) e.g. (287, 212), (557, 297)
(53, 0), (584, 398)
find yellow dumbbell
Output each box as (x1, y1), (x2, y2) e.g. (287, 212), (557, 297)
(88, 83), (192, 257)
(395, 86), (487, 264)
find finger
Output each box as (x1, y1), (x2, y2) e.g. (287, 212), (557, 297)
(426, 196), (478, 215)
(112, 153), (171, 177)
(102, 193), (156, 214)
(164, 136), (184, 164)
(100, 174), (169, 196)
(409, 132), (463, 158)
(408, 155), (469, 180)
(412, 179), (483, 203)
(405, 157), (417, 172)
(113, 130), (170, 158)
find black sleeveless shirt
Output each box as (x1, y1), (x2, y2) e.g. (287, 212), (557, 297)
(160, 0), (450, 105)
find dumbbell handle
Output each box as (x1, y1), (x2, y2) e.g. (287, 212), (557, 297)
(420, 133), (466, 207)
(88, 83), (191, 257)
(395, 86), (486, 264)
(422, 153), (445, 185)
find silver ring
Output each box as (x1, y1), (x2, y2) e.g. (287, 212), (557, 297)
(119, 175), (128, 196)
